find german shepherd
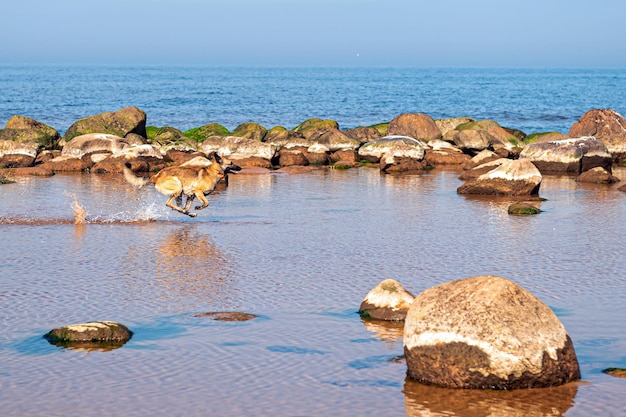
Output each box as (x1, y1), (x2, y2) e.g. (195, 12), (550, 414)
(124, 153), (239, 217)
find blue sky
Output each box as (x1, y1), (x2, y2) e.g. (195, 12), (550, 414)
(2, 0), (625, 67)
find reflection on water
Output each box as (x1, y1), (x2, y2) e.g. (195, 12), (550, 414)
(403, 378), (580, 417)
(1, 168), (626, 416)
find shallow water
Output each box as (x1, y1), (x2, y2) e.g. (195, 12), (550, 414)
(1, 167), (626, 416)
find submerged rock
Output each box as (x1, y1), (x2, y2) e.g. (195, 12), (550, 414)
(195, 312), (258, 321)
(508, 201), (541, 215)
(44, 321), (133, 348)
(404, 275), (580, 389)
(359, 279), (415, 321)
(575, 167), (620, 184)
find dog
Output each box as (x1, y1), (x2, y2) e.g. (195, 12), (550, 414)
(123, 153), (239, 217)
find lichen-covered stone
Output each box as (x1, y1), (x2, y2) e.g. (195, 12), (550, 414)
(508, 201), (541, 215)
(359, 279), (415, 321)
(519, 136), (612, 174)
(195, 312), (258, 321)
(404, 275), (580, 389)
(568, 109), (626, 159)
(44, 321), (133, 347)
(358, 136), (428, 163)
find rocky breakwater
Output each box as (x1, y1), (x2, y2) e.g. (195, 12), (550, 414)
(2, 107), (626, 191)
(403, 275), (581, 389)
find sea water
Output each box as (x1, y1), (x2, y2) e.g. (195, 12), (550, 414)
(1, 66), (626, 417)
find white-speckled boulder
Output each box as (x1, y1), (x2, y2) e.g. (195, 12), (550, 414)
(0, 139), (40, 167)
(403, 276), (580, 389)
(519, 136), (612, 174)
(457, 158), (542, 195)
(44, 321), (133, 347)
(359, 279), (415, 321)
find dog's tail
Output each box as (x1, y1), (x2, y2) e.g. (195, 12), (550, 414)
(123, 162), (151, 188)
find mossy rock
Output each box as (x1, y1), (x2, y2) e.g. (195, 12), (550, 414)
(184, 123), (230, 142)
(524, 131), (567, 145)
(232, 122), (267, 141)
(148, 126), (195, 148)
(456, 120), (501, 131)
(146, 125), (159, 140)
(44, 321), (133, 349)
(602, 368), (626, 378)
(508, 202), (541, 216)
(369, 122), (389, 136)
(1, 116), (61, 149)
(293, 118), (339, 133)
(63, 106), (147, 142)
(503, 127), (527, 142)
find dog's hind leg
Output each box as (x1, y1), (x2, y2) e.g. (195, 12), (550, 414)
(165, 194), (196, 217)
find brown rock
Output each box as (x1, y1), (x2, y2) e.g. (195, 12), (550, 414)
(63, 106), (147, 143)
(457, 158), (542, 196)
(575, 167), (620, 184)
(569, 109), (626, 159)
(519, 136), (612, 174)
(359, 279), (415, 321)
(278, 148), (309, 166)
(387, 113), (442, 141)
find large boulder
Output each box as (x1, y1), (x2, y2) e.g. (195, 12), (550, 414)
(305, 127), (361, 151)
(358, 279), (415, 321)
(519, 136), (612, 174)
(264, 126), (308, 148)
(434, 117), (475, 137)
(452, 129), (492, 153)
(343, 126), (383, 144)
(568, 109), (626, 160)
(198, 135), (277, 165)
(293, 118), (339, 139)
(387, 113), (442, 142)
(149, 126), (196, 152)
(1, 115), (60, 149)
(457, 158), (542, 196)
(62, 133), (134, 159)
(62, 106), (147, 143)
(183, 123), (230, 142)
(404, 275), (581, 389)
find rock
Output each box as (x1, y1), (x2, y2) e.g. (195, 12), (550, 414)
(404, 275), (581, 389)
(231, 122), (267, 141)
(387, 113), (442, 142)
(293, 118), (339, 139)
(452, 129), (492, 153)
(525, 131), (569, 144)
(0, 140), (40, 167)
(305, 127), (361, 151)
(487, 126), (523, 154)
(62, 106), (147, 143)
(304, 143), (330, 165)
(358, 135), (428, 163)
(358, 279), (415, 321)
(575, 166), (620, 184)
(330, 149), (357, 164)
(150, 126), (197, 151)
(459, 158), (508, 181)
(424, 149), (471, 166)
(456, 119), (502, 131)
(343, 126), (383, 143)
(519, 136), (612, 174)
(198, 135), (278, 164)
(2, 115), (60, 149)
(457, 158), (542, 196)
(568, 109), (626, 160)
(264, 126), (307, 148)
(39, 155), (92, 172)
(44, 321), (133, 348)
(602, 368), (626, 378)
(278, 148), (309, 166)
(462, 149), (502, 171)
(195, 312), (258, 321)
(434, 117), (475, 137)
(508, 201), (541, 215)
(61, 133), (131, 159)
(184, 123), (230, 142)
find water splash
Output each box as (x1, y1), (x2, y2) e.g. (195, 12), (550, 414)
(69, 194), (87, 224)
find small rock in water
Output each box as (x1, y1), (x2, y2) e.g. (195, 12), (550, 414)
(44, 321), (133, 349)
(359, 278), (415, 321)
(195, 311), (258, 321)
(602, 368), (626, 378)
